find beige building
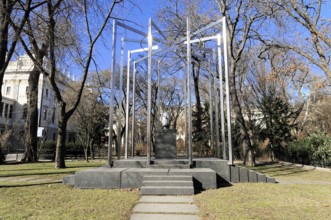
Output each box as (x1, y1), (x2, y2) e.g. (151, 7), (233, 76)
(1, 54), (75, 148)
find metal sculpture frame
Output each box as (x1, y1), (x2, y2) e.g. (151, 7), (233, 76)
(108, 17), (233, 167)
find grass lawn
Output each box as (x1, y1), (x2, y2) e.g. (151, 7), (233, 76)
(0, 160), (140, 220)
(195, 163), (331, 220)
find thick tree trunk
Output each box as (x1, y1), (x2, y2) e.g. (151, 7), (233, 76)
(22, 68), (40, 162)
(0, 9), (9, 106)
(55, 101), (67, 168)
(229, 63), (255, 166)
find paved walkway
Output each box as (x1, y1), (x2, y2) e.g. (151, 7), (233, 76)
(130, 196), (200, 220)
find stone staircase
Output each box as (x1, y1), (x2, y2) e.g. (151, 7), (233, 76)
(141, 175), (195, 195)
(150, 159), (191, 169)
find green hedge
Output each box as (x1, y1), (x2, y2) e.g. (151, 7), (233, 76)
(286, 133), (331, 167)
(38, 141), (86, 160)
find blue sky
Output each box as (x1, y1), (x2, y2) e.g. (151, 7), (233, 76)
(91, 0), (159, 74)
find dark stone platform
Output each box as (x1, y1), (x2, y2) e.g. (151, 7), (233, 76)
(64, 158), (277, 191)
(155, 129), (177, 159)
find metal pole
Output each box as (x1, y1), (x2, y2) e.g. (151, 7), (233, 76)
(217, 34), (226, 159)
(213, 49), (221, 159)
(208, 60), (214, 152)
(147, 18), (153, 166)
(117, 38), (124, 160)
(223, 17), (233, 165)
(187, 17), (192, 166)
(108, 20), (117, 166)
(157, 60), (161, 129)
(131, 62), (137, 158)
(124, 51), (131, 159)
(183, 64), (188, 158)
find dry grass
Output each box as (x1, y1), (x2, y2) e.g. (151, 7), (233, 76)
(0, 160), (140, 220)
(195, 163), (331, 220)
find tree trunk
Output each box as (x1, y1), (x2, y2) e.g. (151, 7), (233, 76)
(55, 101), (67, 168)
(85, 134), (89, 162)
(0, 5), (10, 106)
(22, 68), (41, 162)
(90, 138), (94, 160)
(229, 63), (255, 166)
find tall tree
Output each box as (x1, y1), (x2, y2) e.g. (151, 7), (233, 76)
(215, 0), (271, 166)
(48, 0), (122, 168)
(20, 9), (49, 162)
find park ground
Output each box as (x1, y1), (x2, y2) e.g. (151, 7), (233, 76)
(0, 160), (330, 220)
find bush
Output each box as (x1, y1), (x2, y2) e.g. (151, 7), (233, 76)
(38, 141), (56, 160)
(286, 133), (331, 167)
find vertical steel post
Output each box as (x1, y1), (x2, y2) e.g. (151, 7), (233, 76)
(108, 20), (117, 166)
(223, 17), (233, 165)
(157, 60), (161, 129)
(186, 17), (192, 166)
(217, 34), (226, 159)
(147, 18), (153, 166)
(117, 37), (124, 160)
(124, 51), (131, 159)
(213, 49), (221, 158)
(208, 60), (214, 151)
(183, 64), (188, 158)
(131, 61), (137, 157)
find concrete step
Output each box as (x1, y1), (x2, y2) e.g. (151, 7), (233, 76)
(143, 180), (193, 187)
(151, 160), (190, 169)
(141, 175), (194, 195)
(143, 175), (192, 181)
(150, 164), (191, 169)
(153, 159), (189, 165)
(141, 186), (194, 195)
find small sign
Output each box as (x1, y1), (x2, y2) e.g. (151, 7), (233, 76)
(37, 127), (44, 137)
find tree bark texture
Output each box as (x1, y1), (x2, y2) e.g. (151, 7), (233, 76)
(55, 101), (67, 168)
(229, 63), (255, 166)
(22, 67), (41, 162)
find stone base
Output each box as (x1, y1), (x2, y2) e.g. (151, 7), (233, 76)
(155, 129), (177, 159)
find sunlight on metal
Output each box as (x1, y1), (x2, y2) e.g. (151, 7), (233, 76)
(109, 16), (232, 166)
(117, 37), (125, 160)
(125, 45), (159, 159)
(223, 17), (233, 165)
(108, 19), (117, 166)
(147, 18), (153, 166)
(186, 17), (193, 166)
(180, 18), (223, 42)
(217, 33), (226, 160)
(213, 49), (221, 159)
(184, 35), (218, 44)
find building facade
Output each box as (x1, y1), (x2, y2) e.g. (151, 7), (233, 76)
(1, 54), (75, 148)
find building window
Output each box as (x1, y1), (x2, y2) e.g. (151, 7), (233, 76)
(0, 102), (3, 117)
(4, 104), (8, 118)
(43, 107), (48, 120)
(22, 104), (28, 119)
(45, 88), (49, 98)
(9, 105), (13, 118)
(6, 87), (11, 95)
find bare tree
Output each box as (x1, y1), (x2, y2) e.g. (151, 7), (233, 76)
(0, 0), (33, 104)
(48, 0), (122, 168)
(262, 0), (331, 84)
(215, 0), (273, 166)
